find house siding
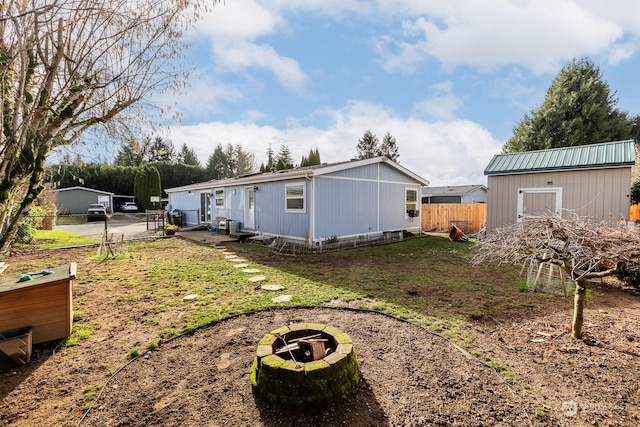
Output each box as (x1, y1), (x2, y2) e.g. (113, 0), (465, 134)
(55, 188), (114, 214)
(487, 167), (632, 230)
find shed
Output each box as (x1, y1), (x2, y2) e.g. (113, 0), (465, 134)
(53, 186), (114, 214)
(166, 156), (429, 247)
(0, 263), (76, 346)
(422, 185), (487, 204)
(484, 140), (636, 230)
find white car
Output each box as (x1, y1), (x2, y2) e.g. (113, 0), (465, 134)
(121, 202), (138, 212)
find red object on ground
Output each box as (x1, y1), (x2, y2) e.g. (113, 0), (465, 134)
(449, 225), (467, 242)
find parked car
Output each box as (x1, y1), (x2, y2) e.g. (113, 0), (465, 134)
(121, 202), (138, 212)
(87, 203), (107, 222)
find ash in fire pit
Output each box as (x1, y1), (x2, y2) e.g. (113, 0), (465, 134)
(250, 323), (361, 408)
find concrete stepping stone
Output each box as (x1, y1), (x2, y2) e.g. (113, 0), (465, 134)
(224, 255), (237, 259)
(242, 268), (261, 274)
(229, 258), (247, 262)
(234, 263), (249, 268)
(248, 275), (266, 283)
(261, 284), (285, 291)
(271, 294), (292, 303)
(183, 294), (199, 301)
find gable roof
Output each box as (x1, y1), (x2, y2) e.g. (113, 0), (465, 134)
(422, 184), (487, 197)
(166, 156), (429, 193)
(52, 186), (114, 195)
(484, 140), (636, 176)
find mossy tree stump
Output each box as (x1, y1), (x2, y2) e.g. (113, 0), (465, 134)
(250, 323), (361, 408)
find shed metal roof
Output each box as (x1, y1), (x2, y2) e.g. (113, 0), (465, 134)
(484, 140), (636, 176)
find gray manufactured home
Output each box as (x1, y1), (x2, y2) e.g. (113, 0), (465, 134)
(484, 140), (636, 230)
(166, 157), (429, 247)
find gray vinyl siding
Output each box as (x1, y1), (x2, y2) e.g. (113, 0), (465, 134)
(55, 188), (114, 214)
(487, 167), (632, 230)
(252, 180), (310, 239)
(313, 177), (378, 239)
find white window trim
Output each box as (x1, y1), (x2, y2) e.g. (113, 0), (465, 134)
(405, 187), (419, 219)
(285, 181), (306, 213)
(516, 187), (562, 222)
(214, 188), (225, 208)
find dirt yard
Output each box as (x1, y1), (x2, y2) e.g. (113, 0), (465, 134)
(1, 240), (639, 426)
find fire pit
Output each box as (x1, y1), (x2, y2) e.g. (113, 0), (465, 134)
(250, 323), (361, 408)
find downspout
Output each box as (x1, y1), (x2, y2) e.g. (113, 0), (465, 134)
(306, 173), (314, 246)
(377, 163), (380, 232)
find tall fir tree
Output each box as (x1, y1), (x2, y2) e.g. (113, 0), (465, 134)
(504, 58), (634, 153)
(379, 132), (399, 161)
(176, 143), (200, 166)
(356, 130), (379, 159)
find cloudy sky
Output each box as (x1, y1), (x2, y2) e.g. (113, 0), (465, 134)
(153, 0), (640, 186)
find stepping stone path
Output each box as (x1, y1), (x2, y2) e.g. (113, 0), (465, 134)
(260, 284), (285, 291)
(271, 294), (292, 303)
(248, 275), (266, 283)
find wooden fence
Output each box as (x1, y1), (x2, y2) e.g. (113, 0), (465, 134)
(420, 203), (487, 234)
(631, 204), (640, 222)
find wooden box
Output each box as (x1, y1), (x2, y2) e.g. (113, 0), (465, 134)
(0, 263), (76, 344)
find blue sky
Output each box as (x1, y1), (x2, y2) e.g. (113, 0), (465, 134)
(142, 1), (640, 186)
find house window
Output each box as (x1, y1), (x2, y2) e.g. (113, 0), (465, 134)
(405, 188), (419, 218)
(214, 188), (225, 208)
(285, 182), (305, 212)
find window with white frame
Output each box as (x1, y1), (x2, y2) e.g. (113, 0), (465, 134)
(405, 188), (419, 218)
(214, 188), (225, 208)
(285, 182), (305, 212)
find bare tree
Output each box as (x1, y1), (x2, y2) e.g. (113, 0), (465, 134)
(472, 213), (640, 338)
(0, 0), (215, 255)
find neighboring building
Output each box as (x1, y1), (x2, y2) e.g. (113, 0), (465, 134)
(166, 156), (429, 247)
(484, 140), (636, 230)
(422, 185), (487, 204)
(53, 186), (114, 214)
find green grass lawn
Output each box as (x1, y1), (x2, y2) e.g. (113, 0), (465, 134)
(14, 229), (97, 249)
(9, 233), (566, 352)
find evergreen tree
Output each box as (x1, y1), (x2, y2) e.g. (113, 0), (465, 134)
(205, 144), (232, 179)
(504, 58), (635, 152)
(379, 132), (399, 161)
(114, 138), (148, 166)
(147, 136), (175, 162)
(275, 145), (294, 170)
(234, 144), (256, 175)
(266, 144), (275, 171)
(176, 143), (200, 166)
(301, 148), (321, 167)
(133, 165), (162, 211)
(356, 130), (379, 159)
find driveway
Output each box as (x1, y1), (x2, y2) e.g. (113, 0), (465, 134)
(55, 213), (154, 240)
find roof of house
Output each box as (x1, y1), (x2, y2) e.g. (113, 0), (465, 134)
(166, 156), (430, 193)
(52, 186), (114, 195)
(422, 184), (487, 197)
(484, 140), (636, 176)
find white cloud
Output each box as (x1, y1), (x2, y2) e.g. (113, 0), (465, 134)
(413, 80), (462, 120)
(196, 0), (286, 40)
(152, 74), (243, 120)
(212, 40), (308, 90)
(375, 1), (626, 74)
(168, 100), (502, 186)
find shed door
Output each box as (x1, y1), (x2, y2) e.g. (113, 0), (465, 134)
(244, 187), (255, 229)
(517, 187), (562, 222)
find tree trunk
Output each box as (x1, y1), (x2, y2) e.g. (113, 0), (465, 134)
(572, 278), (587, 338)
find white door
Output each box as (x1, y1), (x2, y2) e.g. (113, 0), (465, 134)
(516, 187), (562, 222)
(244, 187), (255, 229)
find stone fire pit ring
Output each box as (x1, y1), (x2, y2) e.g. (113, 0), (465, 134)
(250, 323), (361, 408)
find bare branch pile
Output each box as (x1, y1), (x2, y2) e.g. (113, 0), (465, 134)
(472, 213), (640, 289)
